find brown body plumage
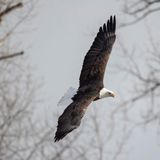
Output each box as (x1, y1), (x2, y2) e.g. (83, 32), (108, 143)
(55, 16), (116, 142)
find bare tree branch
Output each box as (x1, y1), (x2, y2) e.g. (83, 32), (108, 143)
(114, 30), (160, 127)
(0, 51), (24, 61)
(120, 0), (160, 27)
(0, 2), (23, 22)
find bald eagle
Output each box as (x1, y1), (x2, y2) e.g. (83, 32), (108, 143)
(55, 16), (116, 142)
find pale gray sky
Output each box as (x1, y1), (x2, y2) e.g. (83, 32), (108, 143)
(19, 0), (160, 159)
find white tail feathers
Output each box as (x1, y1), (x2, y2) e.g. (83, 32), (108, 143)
(57, 87), (77, 106)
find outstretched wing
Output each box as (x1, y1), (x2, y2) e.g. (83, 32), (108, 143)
(79, 16), (116, 88)
(54, 90), (97, 142)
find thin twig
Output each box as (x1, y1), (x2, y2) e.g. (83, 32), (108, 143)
(0, 51), (24, 61)
(120, 7), (160, 28)
(0, 2), (23, 21)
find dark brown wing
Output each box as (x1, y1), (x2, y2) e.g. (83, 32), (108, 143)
(79, 16), (116, 88)
(54, 90), (97, 142)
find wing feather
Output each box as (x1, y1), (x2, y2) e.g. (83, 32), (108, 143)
(54, 91), (97, 142)
(79, 16), (116, 88)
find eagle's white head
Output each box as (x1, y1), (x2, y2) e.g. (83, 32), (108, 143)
(99, 88), (115, 99)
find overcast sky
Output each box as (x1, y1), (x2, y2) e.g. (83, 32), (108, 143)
(20, 0), (160, 159)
